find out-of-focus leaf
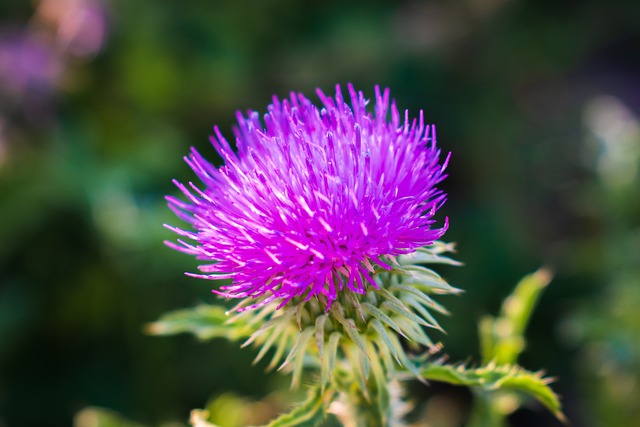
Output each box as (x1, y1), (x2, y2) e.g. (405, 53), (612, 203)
(263, 386), (334, 427)
(74, 407), (147, 427)
(480, 268), (552, 365)
(190, 410), (220, 427)
(205, 393), (253, 427)
(145, 305), (251, 341)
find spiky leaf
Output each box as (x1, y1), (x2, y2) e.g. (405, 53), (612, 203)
(417, 363), (564, 420)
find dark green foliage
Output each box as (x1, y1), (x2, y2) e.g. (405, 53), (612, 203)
(1, 0), (640, 425)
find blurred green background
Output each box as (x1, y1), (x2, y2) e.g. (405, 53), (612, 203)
(1, 0), (639, 426)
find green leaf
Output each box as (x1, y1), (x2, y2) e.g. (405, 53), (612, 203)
(480, 268), (552, 365)
(495, 371), (565, 422)
(189, 388), (337, 427)
(418, 363), (482, 386)
(417, 363), (564, 421)
(264, 386), (334, 427)
(145, 305), (250, 341)
(478, 316), (496, 366)
(499, 268), (552, 338)
(205, 393), (255, 427)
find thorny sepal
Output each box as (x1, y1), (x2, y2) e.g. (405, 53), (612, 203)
(148, 242), (461, 392)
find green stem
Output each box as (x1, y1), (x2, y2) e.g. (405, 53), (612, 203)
(467, 390), (507, 427)
(344, 377), (394, 427)
(354, 404), (387, 427)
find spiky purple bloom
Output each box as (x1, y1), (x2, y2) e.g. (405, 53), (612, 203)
(166, 85), (449, 310)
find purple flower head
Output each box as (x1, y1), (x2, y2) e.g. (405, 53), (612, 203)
(166, 84), (449, 311)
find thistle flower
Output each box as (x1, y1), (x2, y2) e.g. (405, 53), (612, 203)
(166, 84), (449, 311)
(154, 85), (564, 426)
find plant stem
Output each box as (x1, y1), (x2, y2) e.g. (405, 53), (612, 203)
(468, 390), (507, 427)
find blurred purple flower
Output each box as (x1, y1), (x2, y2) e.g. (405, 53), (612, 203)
(166, 85), (449, 310)
(0, 32), (59, 96)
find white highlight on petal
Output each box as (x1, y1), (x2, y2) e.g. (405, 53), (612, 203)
(360, 222), (369, 236)
(313, 190), (332, 205)
(297, 195), (315, 217)
(371, 206), (381, 221)
(285, 237), (310, 250)
(318, 217), (333, 232)
(310, 248), (326, 260)
(264, 249), (282, 265)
